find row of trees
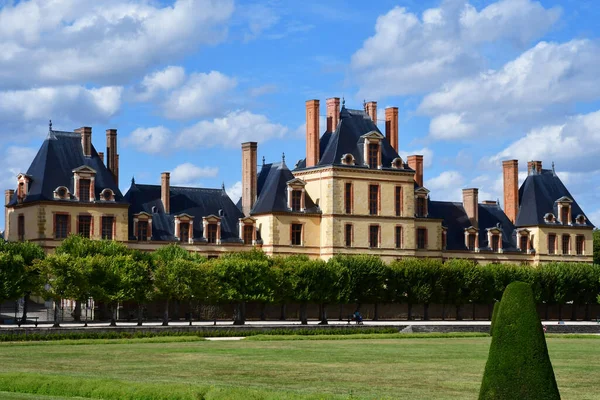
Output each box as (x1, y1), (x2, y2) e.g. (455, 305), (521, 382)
(1, 235), (600, 326)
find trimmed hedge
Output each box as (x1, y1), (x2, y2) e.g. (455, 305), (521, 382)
(479, 282), (560, 399)
(489, 301), (500, 336)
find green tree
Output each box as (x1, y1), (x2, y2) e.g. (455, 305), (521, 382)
(0, 253), (26, 306)
(271, 255), (303, 320)
(593, 229), (600, 265)
(154, 258), (199, 326)
(124, 251), (154, 326)
(394, 259), (442, 320)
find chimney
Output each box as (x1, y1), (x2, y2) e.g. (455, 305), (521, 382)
(527, 160), (542, 175)
(5, 189), (14, 239)
(106, 129), (119, 187)
(385, 107), (399, 152)
(365, 101), (377, 125)
(326, 97), (340, 132)
(98, 152), (104, 164)
(407, 155), (424, 187)
(503, 160), (519, 224)
(241, 142), (258, 216)
(306, 99), (320, 168)
(462, 188), (479, 228)
(75, 127), (92, 157)
(161, 172), (170, 214)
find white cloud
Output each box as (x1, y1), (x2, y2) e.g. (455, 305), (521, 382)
(176, 111), (289, 148)
(170, 163), (219, 187)
(0, 146), (38, 190)
(294, 116), (326, 138)
(134, 66), (186, 102)
(426, 170), (465, 201)
(351, 0), (560, 98)
(226, 181), (242, 202)
(124, 126), (172, 154)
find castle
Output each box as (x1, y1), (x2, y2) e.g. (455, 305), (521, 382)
(4, 98), (594, 264)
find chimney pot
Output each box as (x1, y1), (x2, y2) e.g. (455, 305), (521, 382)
(407, 155), (424, 187)
(502, 160), (519, 224)
(365, 101), (377, 125)
(385, 107), (399, 152)
(75, 127), (92, 157)
(463, 188), (479, 228)
(305, 100), (320, 168)
(161, 172), (170, 214)
(106, 129), (119, 187)
(241, 142), (258, 216)
(326, 97), (340, 133)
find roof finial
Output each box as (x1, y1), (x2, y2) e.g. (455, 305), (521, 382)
(49, 119), (52, 132)
(282, 152), (286, 163)
(552, 161), (556, 175)
(342, 97), (345, 108)
(222, 181), (226, 191)
(363, 99), (366, 111)
(131, 176), (135, 185)
(262, 156), (265, 166)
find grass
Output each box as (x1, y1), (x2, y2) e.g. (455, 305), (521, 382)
(0, 335), (598, 399)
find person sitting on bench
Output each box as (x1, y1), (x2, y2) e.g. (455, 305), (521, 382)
(353, 310), (363, 324)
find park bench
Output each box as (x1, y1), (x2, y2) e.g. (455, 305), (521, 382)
(17, 317), (39, 327)
(346, 314), (364, 325)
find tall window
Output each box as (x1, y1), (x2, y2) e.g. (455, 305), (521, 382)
(416, 197), (427, 217)
(467, 233), (476, 251)
(137, 221), (149, 241)
(395, 186), (402, 216)
(243, 225), (254, 245)
(576, 235), (584, 255)
(561, 206), (569, 224)
(101, 216), (114, 240)
(78, 215), (91, 238)
(79, 179), (91, 201)
(491, 234), (500, 252)
(369, 225), (379, 248)
(180, 222), (190, 243)
(548, 233), (556, 255)
(520, 235), (528, 252)
(395, 226), (402, 249)
(562, 234), (570, 255)
(291, 224), (302, 246)
(17, 215), (24, 241)
(417, 228), (427, 250)
(369, 185), (379, 215)
(344, 183), (353, 214)
(55, 214), (69, 239)
(368, 143), (378, 168)
(442, 230), (447, 250)
(345, 224), (352, 247)
(207, 223), (218, 244)
(291, 190), (302, 211)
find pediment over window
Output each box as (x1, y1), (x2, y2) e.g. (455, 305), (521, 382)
(486, 227), (502, 235)
(16, 173), (32, 181)
(360, 131), (384, 140)
(415, 187), (430, 196)
(464, 226), (479, 234)
(175, 213), (194, 221)
(203, 215), (221, 223)
(286, 178), (306, 188)
(133, 212), (152, 219)
(239, 216), (256, 224)
(72, 165), (97, 174)
(555, 196), (573, 204)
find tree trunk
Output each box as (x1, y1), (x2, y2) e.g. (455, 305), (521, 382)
(423, 303), (430, 321)
(53, 299), (60, 328)
(20, 293), (30, 323)
(137, 303), (144, 326)
(299, 303), (308, 325)
(109, 303), (117, 327)
(456, 305), (462, 321)
(570, 303), (577, 321)
(73, 300), (82, 322)
(585, 303), (590, 321)
(558, 304), (563, 321)
(260, 303), (266, 321)
(233, 302), (246, 325)
(318, 303), (328, 324)
(162, 299), (169, 326)
(407, 303), (413, 321)
(373, 303), (379, 321)
(280, 304), (286, 320)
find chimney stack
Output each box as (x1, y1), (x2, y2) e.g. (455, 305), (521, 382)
(75, 127), (92, 157)
(306, 100), (320, 168)
(326, 97), (340, 133)
(462, 188), (479, 228)
(365, 101), (377, 125)
(407, 155), (424, 187)
(527, 160), (542, 175)
(241, 142), (258, 216)
(385, 107), (399, 152)
(98, 152), (104, 164)
(503, 160), (519, 224)
(161, 172), (170, 214)
(106, 129), (119, 187)
(5, 189), (14, 239)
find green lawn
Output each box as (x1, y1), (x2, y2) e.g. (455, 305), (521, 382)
(0, 335), (598, 400)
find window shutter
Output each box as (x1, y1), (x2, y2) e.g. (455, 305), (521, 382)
(424, 228), (428, 249)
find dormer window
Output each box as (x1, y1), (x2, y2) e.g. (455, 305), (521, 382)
(576, 214), (586, 225)
(100, 188), (115, 202)
(391, 157), (404, 169)
(414, 188), (430, 218)
(517, 229), (531, 253)
(239, 217), (257, 245)
(464, 227), (479, 252)
(133, 212), (152, 241)
(16, 173), (32, 201)
(544, 213), (556, 223)
(368, 143), (378, 168)
(72, 166), (96, 202)
(203, 215), (221, 245)
(54, 186), (70, 200)
(556, 196), (573, 225)
(79, 179), (91, 201)
(341, 153), (355, 166)
(287, 178), (306, 212)
(361, 131), (384, 169)
(175, 214), (194, 244)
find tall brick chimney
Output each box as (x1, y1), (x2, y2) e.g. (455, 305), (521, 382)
(5, 189), (14, 239)
(161, 172), (170, 214)
(306, 100), (320, 168)
(98, 152), (104, 164)
(527, 160), (542, 175)
(326, 97), (340, 132)
(365, 101), (377, 125)
(503, 160), (519, 224)
(242, 142), (258, 216)
(106, 129), (119, 187)
(407, 155), (424, 187)
(462, 188), (479, 228)
(75, 127), (92, 157)
(385, 107), (399, 152)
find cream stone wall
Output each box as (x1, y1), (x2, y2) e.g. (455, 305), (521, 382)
(532, 226), (593, 263)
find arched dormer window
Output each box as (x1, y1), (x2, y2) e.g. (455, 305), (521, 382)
(100, 188), (115, 202)
(53, 186), (70, 200)
(341, 153), (355, 166)
(556, 196), (573, 225)
(464, 226), (479, 252)
(575, 214), (586, 225)
(544, 213), (556, 224)
(286, 178), (306, 212)
(391, 157), (404, 169)
(360, 131), (384, 169)
(72, 166), (97, 202)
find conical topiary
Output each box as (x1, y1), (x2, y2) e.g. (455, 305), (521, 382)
(479, 281), (560, 400)
(489, 301), (500, 336)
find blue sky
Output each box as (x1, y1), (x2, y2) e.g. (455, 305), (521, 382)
(1, 0), (600, 227)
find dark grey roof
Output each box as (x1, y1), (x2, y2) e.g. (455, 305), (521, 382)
(7, 130), (124, 206)
(251, 161), (320, 215)
(516, 169), (594, 228)
(124, 183), (243, 242)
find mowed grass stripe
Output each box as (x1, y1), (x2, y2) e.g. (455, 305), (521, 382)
(0, 337), (598, 399)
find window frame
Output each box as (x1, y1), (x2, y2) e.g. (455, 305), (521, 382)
(344, 223), (353, 247)
(367, 142), (379, 168)
(344, 182), (353, 214)
(17, 214), (24, 241)
(137, 220), (149, 241)
(416, 227), (427, 250)
(575, 235), (585, 255)
(291, 223), (303, 246)
(79, 179), (91, 202)
(291, 190), (302, 212)
(561, 234), (570, 255)
(369, 224), (380, 248)
(548, 233), (557, 255)
(207, 223), (218, 244)
(77, 214), (92, 239)
(179, 222), (190, 243)
(416, 197), (427, 218)
(243, 224), (254, 245)
(54, 213), (70, 239)
(467, 233), (476, 251)
(395, 186), (402, 217)
(491, 234), (500, 253)
(395, 225), (402, 249)
(368, 184), (379, 216)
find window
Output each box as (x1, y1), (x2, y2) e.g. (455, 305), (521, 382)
(395, 226), (402, 249)
(369, 225), (379, 248)
(344, 183), (353, 214)
(561, 206), (569, 225)
(369, 185), (379, 215)
(17, 215), (24, 241)
(291, 224), (302, 246)
(291, 190), (302, 211)
(79, 179), (91, 201)
(491, 234), (500, 252)
(243, 225), (254, 245)
(101, 216), (114, 240)
(520, 235), (528, 252)
(467, 233), (476, 251)
(417, 228), (427, 250)
(416, 197), (427, 217)
(78, 215), (91, 238)
(562, 234), (570, 255)
(207, 223), (218, 244)
(368, 143), (378, 168)
(137, 221), (149, 241)
(345, 224), (352, 247)
(55, 214), (69, 239)
(576, 235), (584, 255)
(180, 222), (190, 243)
(395, 186), (402, 217)
(548, 234), (556, 255)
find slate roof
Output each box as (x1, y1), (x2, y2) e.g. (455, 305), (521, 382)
(515, 169), (594, 228)
(251, 161), (320, 215)
(124, 182), (244, 242)
(7, 130), (124, 206)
